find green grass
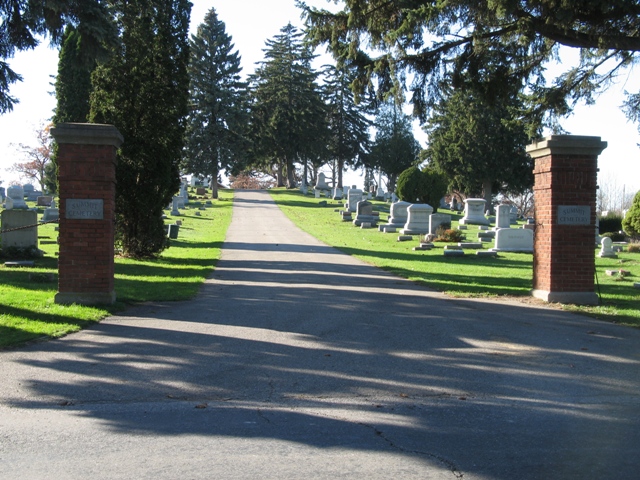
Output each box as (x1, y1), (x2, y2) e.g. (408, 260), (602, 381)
(270, 188), (640, 328)
(0, 190), (233, 348)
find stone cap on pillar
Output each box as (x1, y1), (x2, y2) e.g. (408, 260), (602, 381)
(51, 123), (123, 148)
(526, 135), (607, 159)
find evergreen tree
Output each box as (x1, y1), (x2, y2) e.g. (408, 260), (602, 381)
(0, 0), (116, 113)
(248, 23), (326, 188)
(301, 0), (640, 127)
(49, 26), (96, 193)
(622, 191), (640, 240)
(368, 101), (420, 192)
(183, 8), (247, 199)
(90, 0), (191, 258)
(424, 84), (534, 211)
(53, 26), (94, 124)
(322, 65), (370, 188)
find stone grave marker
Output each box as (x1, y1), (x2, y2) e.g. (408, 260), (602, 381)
(459, 198), (490, 226)
(400, 203), (434, 235)
(490, 228), (533, 253)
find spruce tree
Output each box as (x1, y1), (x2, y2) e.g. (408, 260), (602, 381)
(90, 0), (191, 258)
(369, 101), (420, 193)
(184, 8), (247, 199)
(322, 65), (370, 188)
(249, 23), (326, 188)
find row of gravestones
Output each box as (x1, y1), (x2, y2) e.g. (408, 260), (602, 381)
(0, 185), (60, 252)
(333, 189), (535, 254)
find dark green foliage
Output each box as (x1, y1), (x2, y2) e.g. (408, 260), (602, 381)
(622, 191), (640, 240)
(0, 245), (43, 260)
(601, 231), (627, 242)
(396, 166), (423, 203)
(599, 214), (623, 234)
(368, 101), (420, 192)
(301, 0), (640, 128)
(424, 85), (534, 209)
(53, 26), (94, 124)
(396, 165), (448, 211)
(322, 65), (371, 188)
(90, 0), (191, 258)
(0, 0), (116, 113)
(183, 8), (247, 199)
(248, 24), (327, 188)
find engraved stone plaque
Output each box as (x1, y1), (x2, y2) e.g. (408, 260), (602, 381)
(66, 199), (104, 220)
(557, 205), (590, 225)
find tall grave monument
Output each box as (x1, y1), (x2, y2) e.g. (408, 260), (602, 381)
(527, 135), (606, 305)
(51, 123), (123, 305)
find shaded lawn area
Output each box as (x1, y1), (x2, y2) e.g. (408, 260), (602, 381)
(270, 188), (640, 327)
(0, 190), (233, 348)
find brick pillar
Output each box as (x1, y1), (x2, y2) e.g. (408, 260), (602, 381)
(526, 135), (606, 305)
(51, 123), (123, 305)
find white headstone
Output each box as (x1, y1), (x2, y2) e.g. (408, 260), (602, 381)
(491, 228), (533, 252)
(401, 203), (434, 235)
(598, 237), (617, 258)
(459, 198), (490, 226)
(495, 204), (512, 229)
(6, 186), (28, 209)
(388, 201), (411, 227)
(332, 187), (343, 200)
(314, 173), (331, 191)
(345, 189), (363, 212)
(510, 205), (518, 224)
(171, 196), (181, 216)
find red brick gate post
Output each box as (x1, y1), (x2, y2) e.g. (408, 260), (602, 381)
(51, 123), (123, 305)
(526, 135), (606, 305)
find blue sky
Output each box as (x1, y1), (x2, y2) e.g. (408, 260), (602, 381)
(1, 0), (639, 197)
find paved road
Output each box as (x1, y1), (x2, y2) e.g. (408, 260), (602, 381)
(2, 190), (639, 479)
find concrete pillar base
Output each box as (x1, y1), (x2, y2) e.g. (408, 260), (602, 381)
(54, 291), (116, 306)
(531, 289), (599, 306)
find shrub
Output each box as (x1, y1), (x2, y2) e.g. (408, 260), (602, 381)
(396, 165), (448, 212)
(0, 245), (43, 260)
(622, 190), (640, 240)
(435, 225), (465, 242)
(601, 231), (626, 242)
(628, 243), (640, 253)
(599, 213), (623, 234)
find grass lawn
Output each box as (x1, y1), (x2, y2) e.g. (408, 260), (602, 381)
(270, 188), (640, 328)
(0, 189), (233, 348)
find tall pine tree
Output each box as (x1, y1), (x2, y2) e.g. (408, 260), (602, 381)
(322, 65), (370, 188)
(369, 101), (420, 193)
(90, 0), (191, 258)
(183, 8), (247, 199)
(248, 23), (326, 188)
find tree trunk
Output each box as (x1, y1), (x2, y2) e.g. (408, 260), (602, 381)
(337, 158), (344, 188)
(276, 162), (284, 187)
(210, 166), (219, 199)
(482, 178), (493, 215)
(286, 157), (296, 188)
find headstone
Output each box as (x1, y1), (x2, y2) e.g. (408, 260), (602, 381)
(0, 186), (5, 201)
(375, 186), (385, 200)
(22, 184), (35, 196)
(390, 192), (398, 203)
(342, 186), (350, 196)
(171, 196), (181, 216)
(459, 198), (490, 226)
(314, 189), (320, 198)
(510, 205), (519, 224)
(400, 203), (434, 235)
(196, 187), (206, 196)
(179, 182), (189, 206)
(1, 209), (38, 249)
(37, 196), (53, 206)
(332, 187), (343, 200)
(5, 186), (28, 209)
(384, 201), (411, 228)
(27, 190), (42, 202)
(300, 183), (308, 195)
(314, 172), (331, 194)
(490, 228), (534, 253)
(495, 204), (512, 229)
(41, 206), (59, 223)
(429, 213), (451, 234)
(353, 200), (378, 227)
(345, 189), (363, 213)
(598, 237), (617, 258)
